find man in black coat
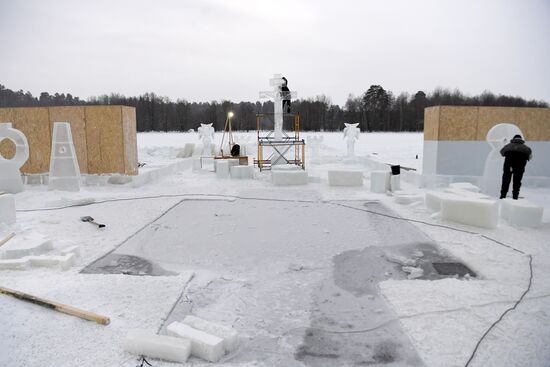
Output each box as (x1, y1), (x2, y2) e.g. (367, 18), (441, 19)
(500, 134), (532, 199)
(281, 77), (291, 113)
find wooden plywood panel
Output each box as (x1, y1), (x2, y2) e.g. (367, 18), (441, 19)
(49, 106), (89, 173)
(423, 106), (440, 141)
(515, 108), (550, 141)
(121, 106), (138, 175)
(438, 106), (478, 141)
(0, 108), (16, 159)
(0, 108), (14, 123)
(85, 106), (124, 174)
(476, 107), (518, 140)
(13, 107), (51, 173)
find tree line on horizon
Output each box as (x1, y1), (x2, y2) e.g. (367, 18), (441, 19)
(0, 84), (547, 133)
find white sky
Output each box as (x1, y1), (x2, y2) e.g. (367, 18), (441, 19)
(1, 0), (549, 106)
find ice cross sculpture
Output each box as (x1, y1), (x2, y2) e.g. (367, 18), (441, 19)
(343, 123), (360, 157)
(0, 123), (29, 193)
(259, 74), (297, 140)
(197, 123), (215, 156)
(482, 123), (523, 197)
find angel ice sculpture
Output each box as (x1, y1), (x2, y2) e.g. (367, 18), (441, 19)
(343, 123), (360, 157)
(197, 123), (215, 156)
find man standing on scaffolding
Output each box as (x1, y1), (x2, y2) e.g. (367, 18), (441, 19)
(281, 77), (291, 113)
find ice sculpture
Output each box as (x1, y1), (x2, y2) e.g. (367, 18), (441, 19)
(343, 123), (360, 157)
(260, 74), (285, 140)
(482, 123), (523, 197)
(198, 123), (215, 156)
(258, 74), (299, 165)
(49, 122), (81, 192)
(0, 123), (29, 193)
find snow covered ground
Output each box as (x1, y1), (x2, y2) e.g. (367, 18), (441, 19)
(1, 131), (549, 367)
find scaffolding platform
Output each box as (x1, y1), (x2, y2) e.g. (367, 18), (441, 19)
(254, 113), (305, 171)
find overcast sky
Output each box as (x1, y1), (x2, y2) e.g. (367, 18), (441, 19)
(1, 0), (549, 106)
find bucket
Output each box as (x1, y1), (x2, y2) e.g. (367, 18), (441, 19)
(391, 165), (400, 175)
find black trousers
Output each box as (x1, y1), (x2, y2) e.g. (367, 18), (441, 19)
(500, 161), (525, 199)
(282, 100), (291, 113)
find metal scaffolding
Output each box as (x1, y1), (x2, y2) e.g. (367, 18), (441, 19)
(254, 113), (305, 171)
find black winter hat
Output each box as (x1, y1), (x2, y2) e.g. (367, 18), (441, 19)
(513, 134), (522, 139)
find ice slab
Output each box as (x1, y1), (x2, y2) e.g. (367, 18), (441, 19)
(215, 160), (230, 179)
(0, 232), (53, 259)
(0, 258), (29, 270)
(370, 170), (390, 193)
(500, 199), (543, 227)
(328, 170), (363, 186)
(426, 188), (490, 213)
(230, 165), (254, 179)
(27, 253), (76, 270)
(167, 321), (224, 362)
(182, 315), (239, 353)
(0, 193), (16, 224)
(449, 182), (481, 193)
(271, 170), (308, 186)
(123, 329), (191, 363)
(440, 197), (499, 229)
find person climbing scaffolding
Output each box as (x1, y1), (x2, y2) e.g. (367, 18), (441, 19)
(281, 77), (291, 113)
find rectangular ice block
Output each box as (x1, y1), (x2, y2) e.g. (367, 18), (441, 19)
(27, 253), (76, 270)
(390, 175), (400, 191)
(230, 165), (254, 179)
(0, 193), (16, 224)
(123, 329), (191, 363)
(182, 315), (239, 353)
(500, 199), (543, 227)
(1, 233), (53, 259)
(271, 170), (308, 186)
(440, 197), (499, 229)
(215, 160), (230, 179)
(0, 258), (29, 270)
(167, 322), (225, 362)
(328, 170), (363, 186)
(370, 170), (390, 192)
